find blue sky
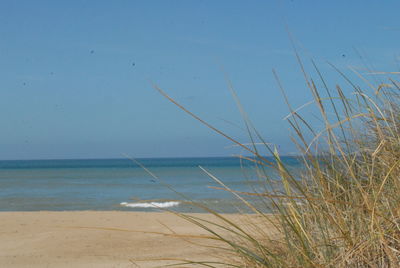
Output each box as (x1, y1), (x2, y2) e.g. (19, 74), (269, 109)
(0, 1), (399, 159)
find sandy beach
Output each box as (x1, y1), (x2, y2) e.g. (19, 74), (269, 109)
(0, 211), (238, 268)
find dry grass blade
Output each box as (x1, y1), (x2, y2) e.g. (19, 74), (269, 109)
(152, 54), (400, 267)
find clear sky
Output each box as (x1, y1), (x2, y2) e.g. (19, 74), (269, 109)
(0, 0), (399, 160)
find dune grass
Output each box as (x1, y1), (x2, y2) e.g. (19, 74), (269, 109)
(153, 58), (400, 267)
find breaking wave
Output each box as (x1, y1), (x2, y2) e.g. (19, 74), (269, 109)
(120, 201), (180, 208)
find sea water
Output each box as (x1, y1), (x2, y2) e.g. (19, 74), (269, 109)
(0, 157), (301, 213)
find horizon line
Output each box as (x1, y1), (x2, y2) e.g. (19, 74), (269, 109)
(0, 154), (300, 162)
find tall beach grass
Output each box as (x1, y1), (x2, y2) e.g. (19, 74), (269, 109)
(153, 57), (400, 267)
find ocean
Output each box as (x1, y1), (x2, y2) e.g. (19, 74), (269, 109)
(0, 157), (301, 213)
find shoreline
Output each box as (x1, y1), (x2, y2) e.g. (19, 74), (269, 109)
(0, 211), (239, 267)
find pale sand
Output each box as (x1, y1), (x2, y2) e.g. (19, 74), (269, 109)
(0, 211), (239, 268)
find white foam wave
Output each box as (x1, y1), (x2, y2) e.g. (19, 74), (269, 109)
(120, 201), (180, 208)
